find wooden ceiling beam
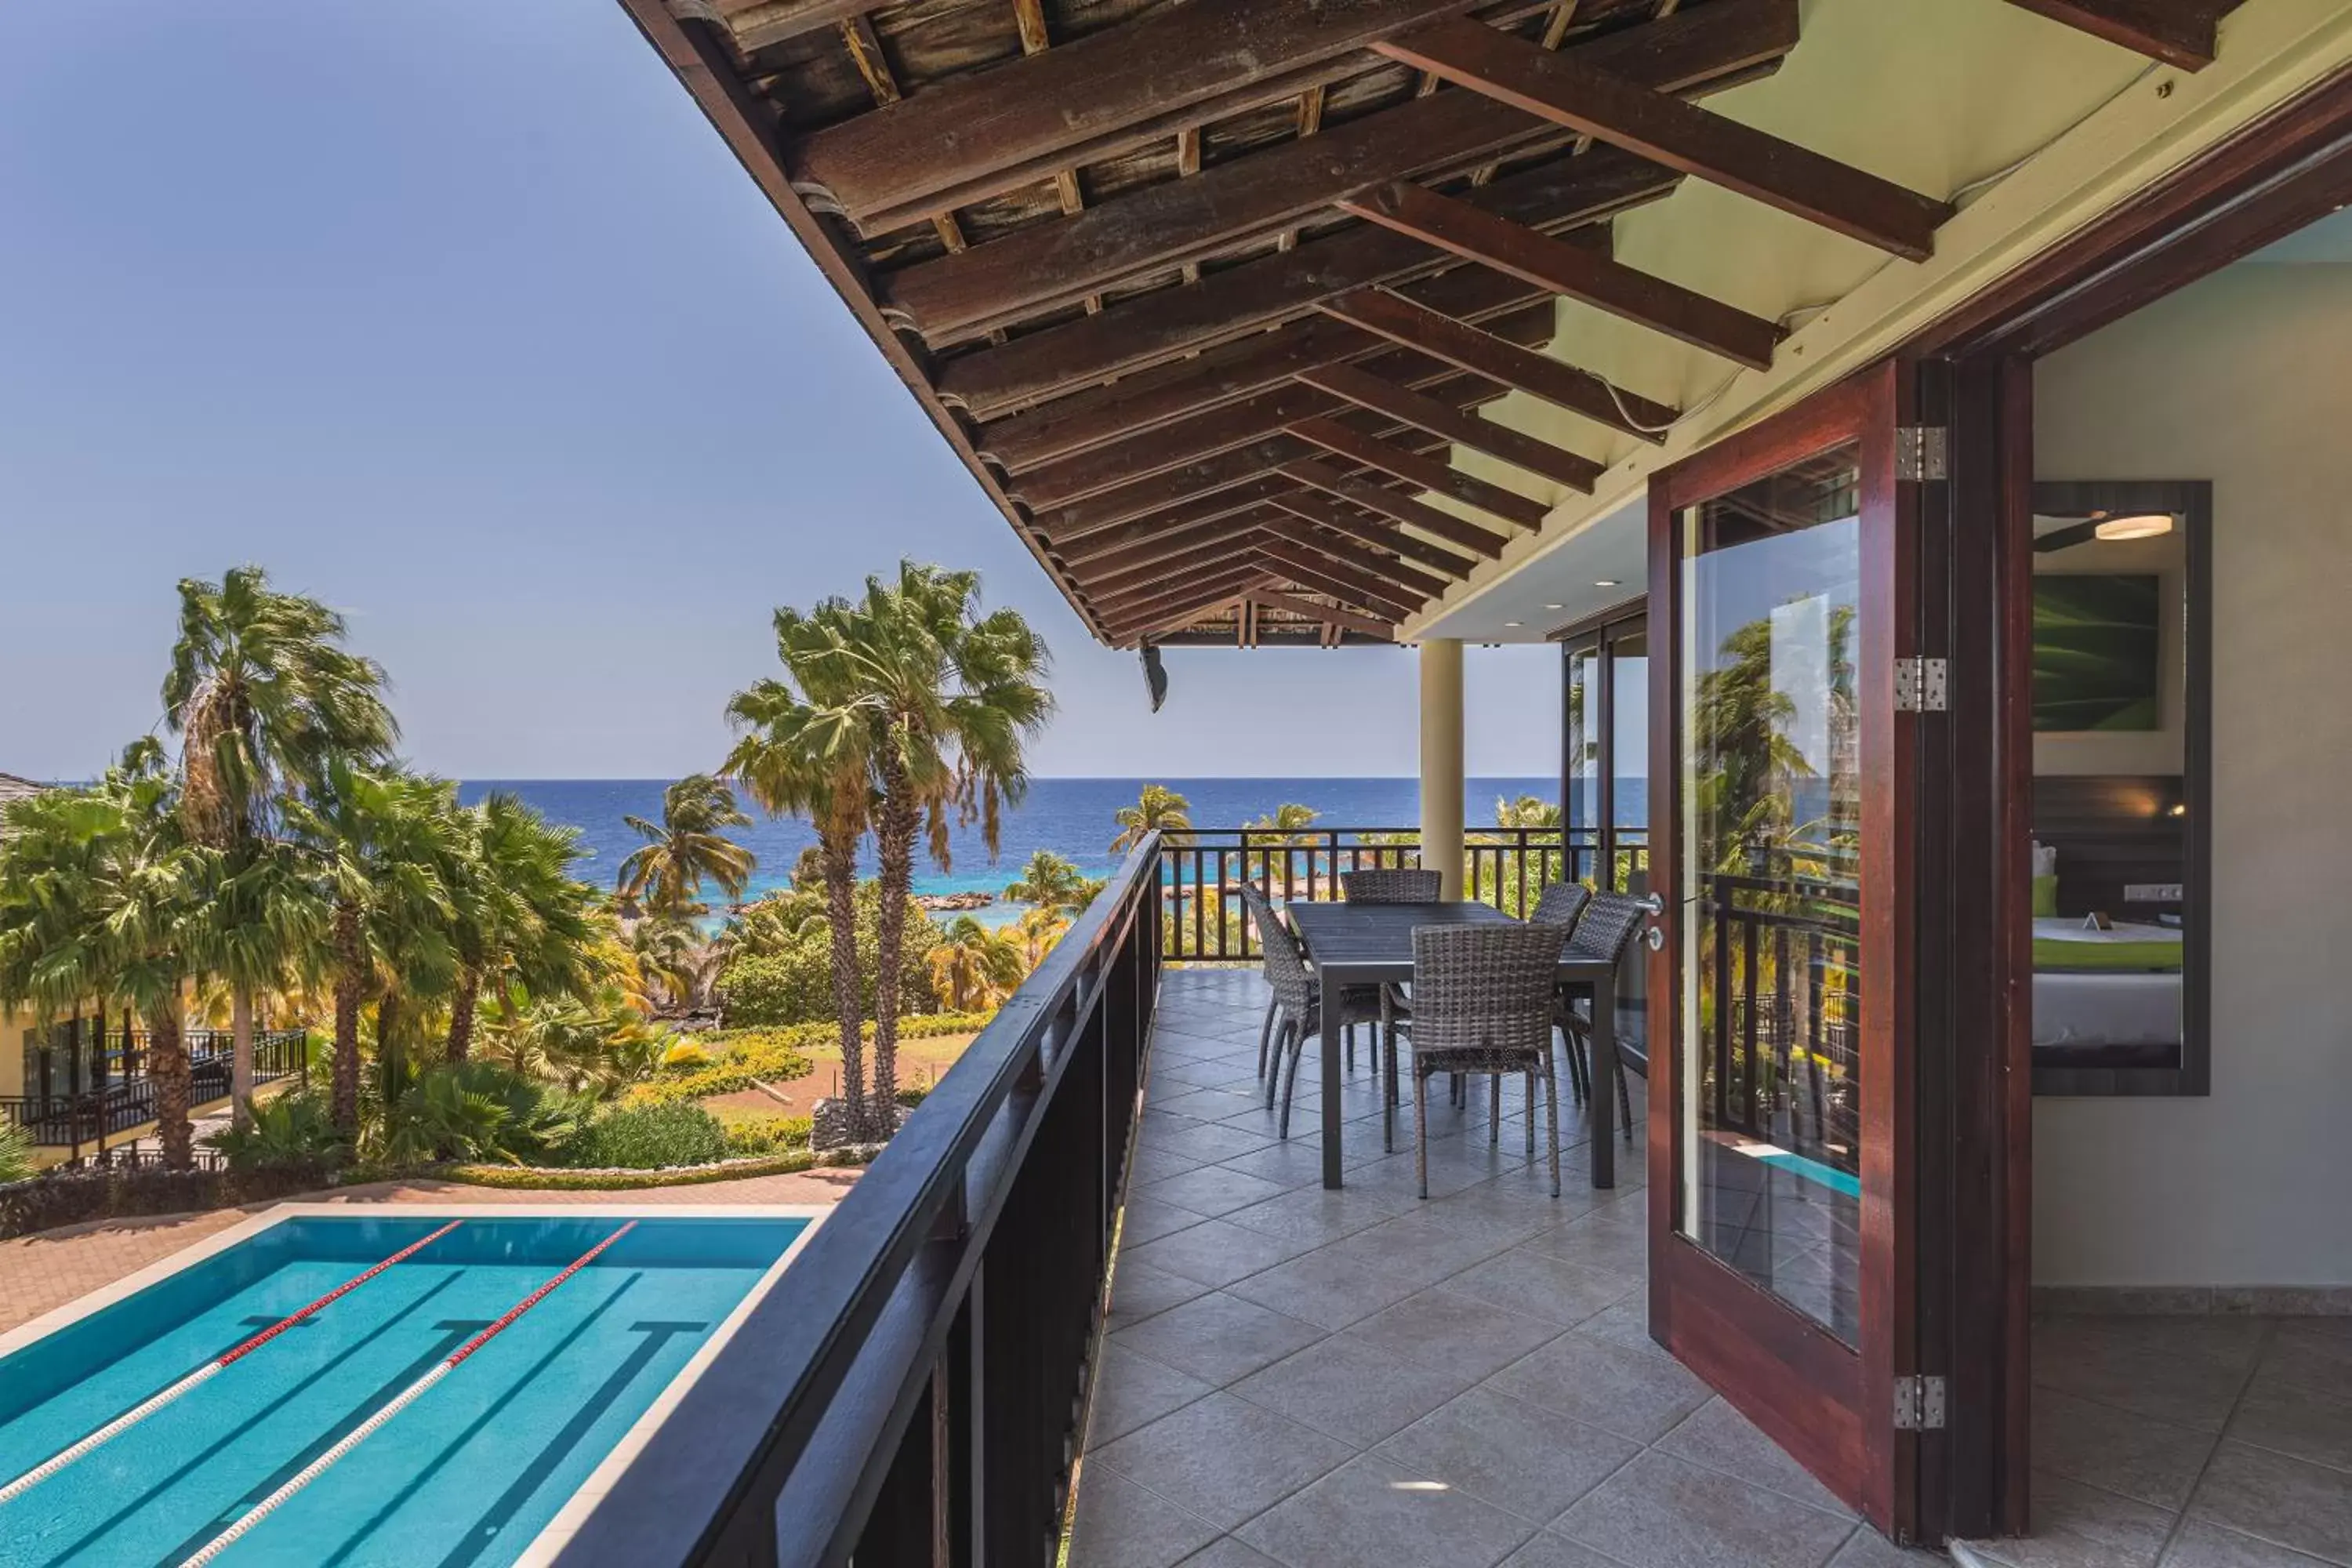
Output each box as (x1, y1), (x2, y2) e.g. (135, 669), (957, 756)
(1262, 487), (1479, 577)
(1054, 477), (1301, 556)
(1274, 461), (1512, 561)
(1033, 438), (1320, 539)
(1342, 180), (1782, 368)
(802, 0), (1795, 232)
(1070, 510), (1283, 586)
(1256, 515), (1450, 600)
(1251, 543), (1425, 619)
(1011, 381), (1345, 511)
(881, 2), (1804, 340)
(1107, 586), (1259, 645)
(1286, 417), (1549, 532)
(1082, 531), (1277, 601)
(1091, 561), (1266, 621)
(1247, 589), (1396, 641)
(935, 147), (1668, 420)
(717, 0), (880, 52)
(1320, 286), (1678, 441)
(1376, 20), (1952, 260)
(1300, 360), (1603, 491)
(1997, 0), (2229, 71)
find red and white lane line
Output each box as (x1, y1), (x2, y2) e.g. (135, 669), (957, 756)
(174, 1221), (638, 1568)
(0, 1219), (466, 1509)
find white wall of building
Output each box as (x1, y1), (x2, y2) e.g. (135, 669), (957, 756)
(2032, 260), (2352, 1287)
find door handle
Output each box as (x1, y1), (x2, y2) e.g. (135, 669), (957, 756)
(1639, 892), (1665, 949)
(1637, 894), (1664, 916)
(1645, 924), (1664, 951)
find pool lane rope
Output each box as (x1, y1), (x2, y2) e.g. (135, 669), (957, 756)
(174, 1220), (639, 1568)
(0, 1219), (466, 1510)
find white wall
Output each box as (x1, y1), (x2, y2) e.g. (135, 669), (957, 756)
(2032, 262), (2352, 1287)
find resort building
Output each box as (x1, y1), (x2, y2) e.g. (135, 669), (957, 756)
(85, 0), (2316, 1563)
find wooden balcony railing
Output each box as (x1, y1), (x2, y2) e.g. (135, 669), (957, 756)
(1153, 825), (1651, 963)
(551, 834), (1163, 1567)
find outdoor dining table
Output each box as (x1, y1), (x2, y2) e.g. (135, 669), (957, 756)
(1283, 898), (1624, 1192)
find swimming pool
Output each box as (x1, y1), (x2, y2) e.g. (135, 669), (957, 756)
(0, 1205), (820, 1568)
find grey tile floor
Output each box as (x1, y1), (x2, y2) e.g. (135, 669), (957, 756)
(1065, 969), (1944, 1568)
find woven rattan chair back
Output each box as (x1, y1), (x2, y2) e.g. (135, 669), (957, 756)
(1407, 924), (1566, 1061)
(1342, 867), (1442, 903)
(1569, 890), (1649, 966)
(1243, 885), (1316, 1020)
(1530, 880), (1591, 931)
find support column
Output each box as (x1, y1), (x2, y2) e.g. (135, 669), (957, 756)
(1418, 637), (1465, 899)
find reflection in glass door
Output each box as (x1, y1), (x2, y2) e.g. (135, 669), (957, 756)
(1676, 445), (1865, 1344)
(1563, 609), (1651, 1066)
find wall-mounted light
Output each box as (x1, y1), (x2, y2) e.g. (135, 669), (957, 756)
(2093, 513), (2175, 541)
(2168, 802), (2188, 818)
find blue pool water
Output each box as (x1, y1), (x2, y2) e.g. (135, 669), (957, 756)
(0, 1215), (806, 1568)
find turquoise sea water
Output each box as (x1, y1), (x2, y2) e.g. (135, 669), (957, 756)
(0, 1216), (803, 1568)
(461, 777), (1584, 924)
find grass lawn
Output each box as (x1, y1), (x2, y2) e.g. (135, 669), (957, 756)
(697, 1032), (982, 1116)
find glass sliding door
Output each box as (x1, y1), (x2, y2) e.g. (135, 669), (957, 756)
(1645, 363), (1922, 1534)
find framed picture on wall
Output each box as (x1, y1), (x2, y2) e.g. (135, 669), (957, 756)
(2031, 572), (2161, 731)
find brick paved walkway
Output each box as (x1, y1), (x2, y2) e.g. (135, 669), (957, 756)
(0, 1166), (859, 1335)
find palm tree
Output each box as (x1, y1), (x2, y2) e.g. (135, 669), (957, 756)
(924, 916), (1026, 1011)
(725, 626), (881, 1131)
(0, 764), (213, 1168)
(1004, 849), (1090, 913)
(616, 775), (756, 919)
(444, 793), (595, 1062)
(163, 565), (396, 1125)
(291, 763), (459, 1134)
(1014, 905), (1070, 968)
(1112, 784), (1191, 854)
(817, 563), (1052, 1120)
(1494, 795), (1561, 829)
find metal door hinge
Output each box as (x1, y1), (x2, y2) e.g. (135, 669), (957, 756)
(1893, 657), (1947, 713)
(1893, 1375), (1947, 1431)
(1895, 426), (1947, 481)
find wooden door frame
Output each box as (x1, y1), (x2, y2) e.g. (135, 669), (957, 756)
(1644, 361), (1918, 1536)
(1897, 60), (2352, 1545)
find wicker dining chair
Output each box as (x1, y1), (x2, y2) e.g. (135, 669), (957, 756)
(1530, 879), (1591, 932)
(1556, 890), (1649, 1138)
(1340, 867), (1443, 903)
(1238, 884), (1284, 1082)
(1246, 888), (1391, 1138)
(1404, 923), (1568, 1198)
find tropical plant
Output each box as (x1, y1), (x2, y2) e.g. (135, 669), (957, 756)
(0, 760), (213, 1167)
(924, 916), (1027, 1011)
(209, 1091), (343, 1170)
(714, 884), (942, 1028)
(1494, 794), (1562, 829)
(443, 792), (595, 1062)
(380, 1060), (586, 1165)
(616, 775), (755, 919)
(1014, 905), (1069, 969)
(164, 565), (396, 1125)
(560, 1102), (731, 1170)
(1004, 849), (1091, 913)
(1112, 784), (1191, 854)
(0, 1119), (32, 1185)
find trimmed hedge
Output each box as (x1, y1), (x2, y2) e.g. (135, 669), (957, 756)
(622, 1013), (992, 1109)
(438, 1145), (870, 1191)
(559, 1104), (731, 1170)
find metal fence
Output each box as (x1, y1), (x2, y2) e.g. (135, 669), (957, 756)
(549, 835), (1163, 1567)
(3, 1028), (309, 1150)
(1154, 826), (1651, 963)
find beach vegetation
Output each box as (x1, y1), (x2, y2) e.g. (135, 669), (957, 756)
(716, 882), (943, 1027)
(1112, 784), (1191, 854)
(1004, 848), (1095, 913)
(924, 915), (1026, 1011)
(616, 774), (756, 919)
(559, 1102), (731, 1171)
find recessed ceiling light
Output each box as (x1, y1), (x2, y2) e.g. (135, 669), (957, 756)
(1543, 602), (1564, 611)
(1594, 579), (1621, 588)
(2093, 513), (2174, 541)
(1503, 620), (1523, 628)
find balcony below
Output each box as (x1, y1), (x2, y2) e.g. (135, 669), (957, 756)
(1069, 967), (1931, 1568)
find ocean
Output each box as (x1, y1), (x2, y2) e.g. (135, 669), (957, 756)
(457, 777), (1629, 923)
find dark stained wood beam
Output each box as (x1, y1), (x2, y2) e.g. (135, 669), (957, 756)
(1247, 589), (1396, 641)
(1300, 360), (1603, 491)
(1285, 417), (1548, 532)
(975, 279), (1558, 475)
(1275, 459), (1512, 557)
(1091, 561), (1266, 621)
(802, 0), (1796, 232)
(717, 0), (880, 51)
(1068, 510), (1282, 585)
(1054, 477), (1300, 555)
(1319, 286), (1680, 442)
(1034, 439), (1317, 539)
(1343, 180), (1782, 368)
(1099, 579), (1265, 641)
(1376, 20), (1953, 260)
(1011, 381), (1343, 511)
(1251, 543), (1425, 619)
(1257, 515), (1450, 600)
(1080, 527), (1276, 599)
(1261, 487), (1479, 577)
(935, 148), (1668, 420)
(1998, 0), (2229, 71)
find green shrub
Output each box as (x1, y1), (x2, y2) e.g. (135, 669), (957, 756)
(895, 1084), (928, 1109)
(0, 1120), (33, 1185)
(383, 1062), (588, 1166)
(716, 884), (946, 1025)
(560, 1103), (731, 1170)
(720, 1114), (812, 1156)
(209, 1093), (346, 1171)
(441, 1145), (869, 1191)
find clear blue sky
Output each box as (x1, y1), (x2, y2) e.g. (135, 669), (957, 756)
(0, 0), (1559, 784)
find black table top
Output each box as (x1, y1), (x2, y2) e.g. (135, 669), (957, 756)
(1283, 899), (1618, 975)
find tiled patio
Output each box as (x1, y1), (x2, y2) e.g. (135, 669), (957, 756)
(1068, 968), (1936, 1568)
